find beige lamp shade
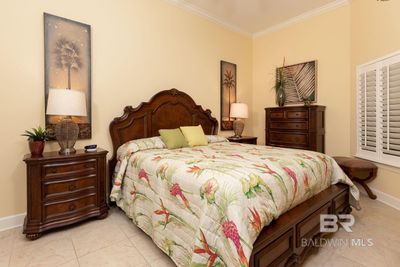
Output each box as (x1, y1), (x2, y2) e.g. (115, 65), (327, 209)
(46, 89), (87, 117)
(230, 103), (248, 119)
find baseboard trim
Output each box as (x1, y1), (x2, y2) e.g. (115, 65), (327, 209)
(0, 213), (25, 232)
(359, 185), (400, 211)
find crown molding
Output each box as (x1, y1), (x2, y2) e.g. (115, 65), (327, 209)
(165, 0), (349, 38)
(164, 0), (252, 37)
(253, 0), (349, 38)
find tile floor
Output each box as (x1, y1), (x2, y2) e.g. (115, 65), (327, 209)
(0, 194), (399, 267)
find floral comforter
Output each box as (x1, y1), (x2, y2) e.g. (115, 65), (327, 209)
(110, 136), (359, 267)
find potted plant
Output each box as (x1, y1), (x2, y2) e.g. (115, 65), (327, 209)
(301, 95), (313, 106)
(22, 126), (51, 157)
(273, 59), (286, 107)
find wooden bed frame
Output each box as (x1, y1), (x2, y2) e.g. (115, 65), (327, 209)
(109, 88), (352, 267)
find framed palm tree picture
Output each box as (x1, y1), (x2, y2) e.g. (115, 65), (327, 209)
(44, 13), (91, 139)
(220, 61), (237, 131)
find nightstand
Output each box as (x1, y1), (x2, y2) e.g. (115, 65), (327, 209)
(227, 136), (258, 145)
(23, 149), (108, 240)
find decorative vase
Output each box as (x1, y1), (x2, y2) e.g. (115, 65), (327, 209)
(276, 89), (286, 107)
(29, 141), (45, 157)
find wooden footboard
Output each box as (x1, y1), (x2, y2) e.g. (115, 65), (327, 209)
(250, 184), (351, 267)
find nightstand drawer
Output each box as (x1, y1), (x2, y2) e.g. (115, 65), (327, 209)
(43, 159), (97, 179)
(44, 174), (97, 200)
(44, 194), (97, 220)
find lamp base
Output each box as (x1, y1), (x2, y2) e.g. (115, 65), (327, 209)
(59, 147), (76, 155)
(55, 116), (79, 155)
(233, 119), (245, 138)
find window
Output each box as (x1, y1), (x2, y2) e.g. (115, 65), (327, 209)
(357, 52), (400, 167)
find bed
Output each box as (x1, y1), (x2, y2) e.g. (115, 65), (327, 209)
(108, 89), (359, 267)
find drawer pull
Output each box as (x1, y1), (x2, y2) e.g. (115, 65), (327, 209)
(51, 169), (57, 173)
(68, 184), (76, 191)
(68, 203), (76, 211)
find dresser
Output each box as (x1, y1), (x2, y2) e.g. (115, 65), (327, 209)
(23, 149), (108, 239)
(265, 106), (325, 152)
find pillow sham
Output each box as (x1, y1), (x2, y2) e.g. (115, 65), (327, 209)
(180, 125), (208, 147)
(159, 128), (188, 149)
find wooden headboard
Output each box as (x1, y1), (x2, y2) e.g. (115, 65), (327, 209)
(108, 88), (218, 183)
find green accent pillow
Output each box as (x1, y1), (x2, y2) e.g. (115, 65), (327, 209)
(159, 128), (188, 149)
(180, 125), (208, 147)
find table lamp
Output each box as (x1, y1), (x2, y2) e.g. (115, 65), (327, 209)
(230, 102), (248, 138)
(46, 89), (87, 155)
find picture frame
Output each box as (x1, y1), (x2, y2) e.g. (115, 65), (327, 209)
(277, 60), (317, 105)
(44, 13), (92, 139)
(220, 61), (237, 131)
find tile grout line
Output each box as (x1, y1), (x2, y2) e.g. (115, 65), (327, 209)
(8, 228), (18, 267)
(70, 235), (81, 267)
(119, 216), (153, 266)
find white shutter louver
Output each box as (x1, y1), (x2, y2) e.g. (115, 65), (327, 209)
(381, 61), (400, 157)
(357, 51), (400, 167)
(358, 69), (377, 153)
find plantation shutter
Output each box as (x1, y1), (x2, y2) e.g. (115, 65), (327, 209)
(381, 59), (400, 158)
(358, 68), (377, 154)
(357, 52), (400, 167)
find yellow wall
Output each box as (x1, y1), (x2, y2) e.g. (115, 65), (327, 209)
(0, 0), (253, 218)
(350, 0), (400, 199)
(253, 5), (351, 156)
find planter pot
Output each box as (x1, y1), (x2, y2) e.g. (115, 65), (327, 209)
(29, 141), (45, 157)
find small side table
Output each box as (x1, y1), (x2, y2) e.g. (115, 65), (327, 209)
(227, 136), (257, 145)
(333, 156), (377, 199)
(23, 149), (108, 239)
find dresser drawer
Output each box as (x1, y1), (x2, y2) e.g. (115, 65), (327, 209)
(44, 174), (97, 200)
(43, 159), (97, 179)
(286, 110), (308, 119)
(269, 111), (285, 120)
(269, 132), (308, 145)
(269, 122), (308, 130)
(44, 194), (97, 220)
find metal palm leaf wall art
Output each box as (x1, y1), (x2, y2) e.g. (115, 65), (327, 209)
(277, 60), (317, 105)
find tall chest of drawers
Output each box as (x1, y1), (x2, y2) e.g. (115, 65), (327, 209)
(265, 106), (325, 153)
(23, 149), (108, 239)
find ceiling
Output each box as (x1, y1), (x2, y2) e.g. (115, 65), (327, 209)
(168, 0), (346, 35)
